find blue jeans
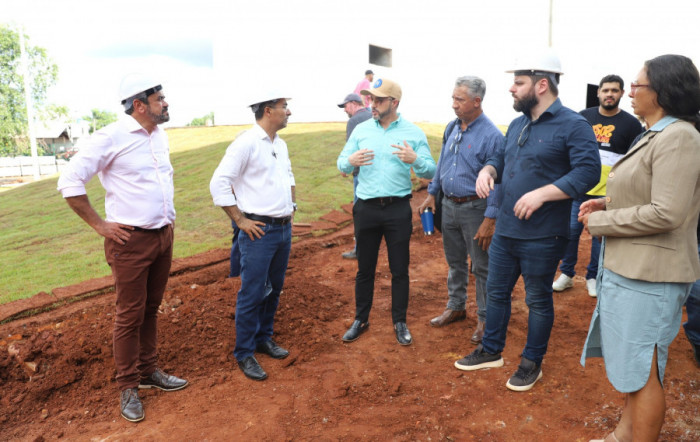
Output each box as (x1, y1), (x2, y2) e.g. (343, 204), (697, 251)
(441, 197), (489, 321)
(684, 245), (700, 347)
(559, 195), (601, 280)
(234, 222), (292, 360)
(481, 234), (567, 364)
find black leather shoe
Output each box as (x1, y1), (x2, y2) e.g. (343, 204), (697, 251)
(139, 368), (188, 391)
(342, 320), (369, 342)
(120, 388), (144, 422)
(256, 340), (289, 359)
(394, 322), (412, 346)
(237, 356), (267, 381)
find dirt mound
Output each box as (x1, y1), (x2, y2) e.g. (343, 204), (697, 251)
(1, 189), (698, 441)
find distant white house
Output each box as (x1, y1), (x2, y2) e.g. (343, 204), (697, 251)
(34, 120), (91, 155)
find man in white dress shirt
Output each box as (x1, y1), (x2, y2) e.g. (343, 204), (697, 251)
(210, 92), (296, 381)
(57, 74), (187, 423)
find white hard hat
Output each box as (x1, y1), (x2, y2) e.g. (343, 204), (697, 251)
(248, 90), (292, 108)
(119, 73), (162, 104)
(506, 48), (563, 76)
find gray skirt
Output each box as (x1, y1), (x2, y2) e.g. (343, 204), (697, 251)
(580, 240), (691, 393)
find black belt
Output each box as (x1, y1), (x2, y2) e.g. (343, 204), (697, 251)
(362, 194), (412, 206)
(244, 213), (292, 225)
(446, 195), (480, 203)
(133, 224), (170, 232)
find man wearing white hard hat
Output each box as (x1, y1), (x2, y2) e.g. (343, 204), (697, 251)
(57, 73), (187, 423)
(455, 49), (600, 392)
(210, 92), (295, 381)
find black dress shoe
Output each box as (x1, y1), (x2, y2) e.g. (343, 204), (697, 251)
(342, 320), (369, 342)
(120, 388), (144, 422)
(394, 322), (412, 346)
(256, 340), (289, 359)
(237, 356), (267, 381)
(139, 368), (188, 391)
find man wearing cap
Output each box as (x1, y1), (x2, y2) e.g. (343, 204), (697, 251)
(337, 92), (372, 259)
(57, 73), (187, 423)
(417, 76), (504, 345)
(455, 51), (600, 392)
(337, 78), (436, 346)
(354, 70), (374, 108)
(210, 93), (295, 381)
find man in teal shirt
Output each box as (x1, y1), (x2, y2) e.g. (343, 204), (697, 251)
(337, 78), (436, 346)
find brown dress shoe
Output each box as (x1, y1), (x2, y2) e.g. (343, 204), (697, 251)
(430, 309), (467, 327)
(470, 320), (485, 344)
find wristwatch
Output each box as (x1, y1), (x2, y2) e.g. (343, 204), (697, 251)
(292, 203), (298, 212)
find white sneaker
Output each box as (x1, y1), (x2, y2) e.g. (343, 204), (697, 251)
(552, 274), (574, 292)
(586, 278), (597, 297)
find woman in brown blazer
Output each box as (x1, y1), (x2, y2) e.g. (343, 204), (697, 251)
(579, 54), (700, 442)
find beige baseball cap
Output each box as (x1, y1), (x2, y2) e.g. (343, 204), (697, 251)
(360, 78), (402, 101)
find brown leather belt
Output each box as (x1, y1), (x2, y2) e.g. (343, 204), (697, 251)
(446, 195), (480, 203)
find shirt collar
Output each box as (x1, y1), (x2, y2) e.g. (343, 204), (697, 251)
(373, 113), (402, 129)
(123, 115), (163, 135)
(461, 112), (485, 131)
(532, 98), (563, 123)
(252, 123), (276, 142)
(648, 115), (679, 132)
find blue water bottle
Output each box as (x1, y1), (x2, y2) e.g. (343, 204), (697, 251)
(421, 208), (435, 235)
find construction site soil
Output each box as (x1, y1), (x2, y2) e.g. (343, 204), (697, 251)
(1, 189), (698, 441)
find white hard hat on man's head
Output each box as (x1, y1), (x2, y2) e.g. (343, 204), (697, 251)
(119, 73), (162, 104)
(506, 48), (564, 76)
(248, 90), (292, 109)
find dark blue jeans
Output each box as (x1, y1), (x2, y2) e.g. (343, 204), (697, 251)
(234, 222), (292, 360)
(684, 245), (700, 347)
(481, 234), (567, 364)
(559, 195), (601, 280)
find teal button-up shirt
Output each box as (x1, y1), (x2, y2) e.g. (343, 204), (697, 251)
(337, 114), (436, 199)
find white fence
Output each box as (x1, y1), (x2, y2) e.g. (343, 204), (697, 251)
(0, 156), (69, 178)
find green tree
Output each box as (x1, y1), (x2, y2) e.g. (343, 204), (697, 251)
(187, 112), (215, 127)
(0, 25), (58, 156)
(83, 109), (117, 134)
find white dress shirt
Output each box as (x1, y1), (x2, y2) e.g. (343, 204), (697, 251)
(210, 124), (295, 217)
(57, 116), (175, 229)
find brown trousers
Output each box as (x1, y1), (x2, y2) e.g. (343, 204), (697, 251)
(105, 225), (173, 390)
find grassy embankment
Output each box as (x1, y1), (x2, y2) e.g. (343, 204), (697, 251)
(0, 122), (445, 304)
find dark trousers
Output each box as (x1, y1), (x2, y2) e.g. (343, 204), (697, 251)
(105, 225), (173, 390)
(353, 198), (413, 324)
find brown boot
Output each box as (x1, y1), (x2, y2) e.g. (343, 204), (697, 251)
(430, 309), (466, 327)
(470, 320), (485, 344)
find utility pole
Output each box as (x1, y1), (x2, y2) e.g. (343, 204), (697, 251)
(19, 29), (40, 181)
(548, 0), (554, 47)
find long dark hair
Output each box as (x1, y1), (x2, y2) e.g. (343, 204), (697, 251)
(645, 54), (700, 132)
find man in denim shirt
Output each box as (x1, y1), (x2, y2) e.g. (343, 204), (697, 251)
(417, 76), (503, 346)
(455, 50), (600, 392)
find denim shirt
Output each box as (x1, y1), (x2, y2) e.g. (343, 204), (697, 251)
(427, 113), (504, 219)
(486, 98), (600, 239)
(337, 114), (436, 199)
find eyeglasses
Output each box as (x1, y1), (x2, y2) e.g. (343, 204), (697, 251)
(517, 122), (531, 147)
(371, 96), (393, 104)
(269, 104), (288, 110)
(630, 82), (651, 91)
(450, 130), (463, 153)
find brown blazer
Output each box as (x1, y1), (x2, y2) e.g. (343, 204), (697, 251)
(588, 119), (700, 283)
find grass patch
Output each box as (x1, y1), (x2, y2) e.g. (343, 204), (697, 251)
(0, 122), (443, 304)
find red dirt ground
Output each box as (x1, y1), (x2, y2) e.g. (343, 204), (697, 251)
(1, 189), (698, 441)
